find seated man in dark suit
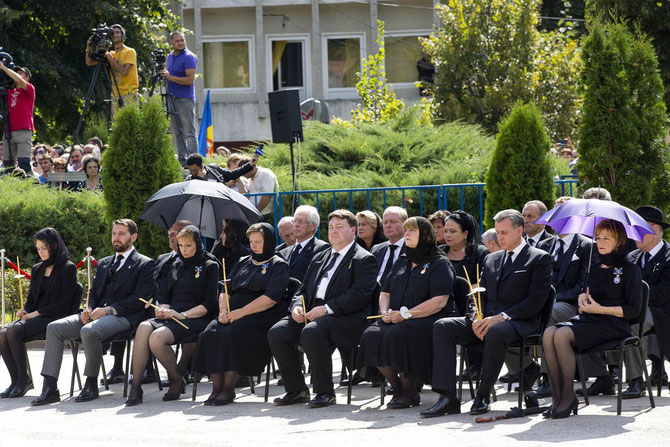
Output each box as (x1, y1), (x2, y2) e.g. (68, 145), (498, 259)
(268, 209), (378, 408)
(622, 206), (670, 398)
(421, 209), (552, 417)
(32, 219), (157, 405)
(275, 216), (296, 252)
(278, 205), (330, 282)
(522, 200), (555, 248)
(372, 206), (407, 300)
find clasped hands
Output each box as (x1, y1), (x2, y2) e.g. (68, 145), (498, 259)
(155, 307), (185, 321)
(16, 309), (38, 321)
(79, 307), (109, 324)
(291, 305), (327, 323)
(578, 291), (601, 314)
(471, 314), (505, 341)
(380, 309), (407, 324)
(218, 308), (245, 325)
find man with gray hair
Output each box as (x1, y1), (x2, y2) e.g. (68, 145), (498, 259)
(422, 209), (552, 418)
(582, 187), (612, 201)
(279, 205), (330, 281)
(522, 200), (555, 248)
(276, 216), (296, 251)
(482, 229), (501, 253)
(372, 206), (408, 287)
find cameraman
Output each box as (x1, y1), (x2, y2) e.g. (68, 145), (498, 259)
(0, 61), (35, 174)
(86, 24), (138, 116)
(159, 31), (197, 165)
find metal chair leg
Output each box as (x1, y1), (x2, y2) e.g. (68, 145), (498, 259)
(347, 350), (354, 405)
(617, 347), (624, 415)
(264, 359), (271, 402)
(518, 342), (525, 410)
(640, 345), (655, 410)
(70, 342), (79, 397)
(249, 376), (256, 394)
(123, 337), (131, 397)
(576, 352), (589, 406)
(153, 355), (163, 391)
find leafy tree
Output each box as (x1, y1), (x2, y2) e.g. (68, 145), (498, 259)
(484, 102), (555, 228)
(0, 0), (181, 143)
(423, 0), (581, 139)
(101, 98), (182, 258)
(577, 18), (668, 209)
(349, 20), (405, 126)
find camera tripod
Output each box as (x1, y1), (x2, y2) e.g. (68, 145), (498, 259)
(149, 71), (188, 162)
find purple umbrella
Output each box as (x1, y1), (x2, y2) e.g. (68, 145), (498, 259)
(535, 198), (655, 242)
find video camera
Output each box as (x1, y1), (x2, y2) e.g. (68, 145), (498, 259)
(152, 48), (166, 71)
(88, 24), (115, 62)
(0, 48), (16, 89)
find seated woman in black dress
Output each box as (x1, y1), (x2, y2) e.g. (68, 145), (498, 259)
(194, 222), (289, 406)
(359, 216), (456, 409)
(0, 228), (77, 398)
(125, 225), (218, 406)
(543, 219), (642, 419)
(209, 218), (250, 277)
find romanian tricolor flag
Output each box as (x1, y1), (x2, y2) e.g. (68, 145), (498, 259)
(198, 90), (214, 157)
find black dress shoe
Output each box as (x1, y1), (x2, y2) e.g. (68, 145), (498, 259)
(470, 395), (490, 415)
(273, 389), (310, 406)
(212, 393), (236, 406)
(162, 377), (186, 401)
(101, 367), (125, 385)
(387, 393), (421, 409)
(533, 380), (553, 399)
(499, 372), (518, 383)
(521, 362), (541, 390)
(308, 393), (336, 408)
(459, 365), (481, 382)
(650, 370), (668, 387)
(608, 366), (620, 384)
(542, 407), (553, 418)
(420, 395), (461, 418)
(75, 381), (99, 402)
(576, 376), (614, 396)
(8, 378), (34, 398)
(1, 384), (16, 398)
(622, 378), (646, 399)
(141, 369), (158, 384)
(125, 387), (143, 406)
(31, 386), (60, 406)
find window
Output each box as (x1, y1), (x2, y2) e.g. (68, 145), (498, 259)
(326, 37), (362, 88)
(385, 34), (428, 84)
(203, 38), (253, 90)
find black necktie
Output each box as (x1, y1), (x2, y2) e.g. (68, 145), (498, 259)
(381, 245), (399, 282)
(321, 252), (340, 280)
(289, 244), (302, 265)
(528, 238), (535, 247)
(111, 254), (123, 276)
(501, 251), (514, 277)
(643, 252), (652, 268)
(554, 239), (565, 261)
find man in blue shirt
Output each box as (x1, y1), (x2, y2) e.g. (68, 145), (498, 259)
(159, 31), (198, 165)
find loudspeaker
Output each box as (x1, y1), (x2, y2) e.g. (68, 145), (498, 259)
(268, 89), (303, 144)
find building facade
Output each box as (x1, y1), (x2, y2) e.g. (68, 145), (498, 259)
(180, 0), (438, 144)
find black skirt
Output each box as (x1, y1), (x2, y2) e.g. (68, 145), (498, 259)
(148, 316), (212, 342)
(7, 316), (56, 340)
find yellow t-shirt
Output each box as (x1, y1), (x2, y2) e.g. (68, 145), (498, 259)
(110, 46), (138, 97)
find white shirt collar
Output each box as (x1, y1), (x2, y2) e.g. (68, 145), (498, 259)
(390, 237), (405, 248)
(294, 235), (315, 250)
(334, 239), (356, 256)
(115, 246), (135, 259)
(648, 240), (664, 259)
(558, 233), (576, 247)
(507, 239), (527, 262)
(529, 231), (544, 244)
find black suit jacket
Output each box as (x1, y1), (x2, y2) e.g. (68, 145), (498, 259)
(371, 241), (405, 285)
(289, 242), (378, 319)
(24, 261), (78, 318)
(628, 240), (670, 310)
(279, 237), (330, 282)
(538, 234), (594, 304)
(479, 243), (552, 337)
(89, 249), (157, 328)
(155, 252), (178, 295)
(526, 229), (555, 248)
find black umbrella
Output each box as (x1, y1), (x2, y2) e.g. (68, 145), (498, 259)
(140, 181), (262, 240)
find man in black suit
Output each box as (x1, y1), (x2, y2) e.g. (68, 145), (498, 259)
(32, 219), (156, 405)
(372, 206), (407, 292)
(421, 209), (552, 417)
(278, 205), (330, 282)
(275, 216), (296, 252)
(268, 209), (378, 408)
(522, 200), (555, 248)
(622, 206), (670, 398)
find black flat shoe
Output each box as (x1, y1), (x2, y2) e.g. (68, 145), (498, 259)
(307, 393), (336, 408)
(273, 389), (310, 406)
(1, 384), (16, 398)
(101, 367), (125, 385)
(420, 395), (461, 418)
(551, 397), (578, 419)
(212, 394), (235, 406)
(470, 395), (490, 415)
(8, 378), (34, 398)
(75, 380), (99, 402)
(162, 377), (186, 401)
(203, 394), (217, 406)
(125, 387), (143, 406)
(31, 387), (60, 406)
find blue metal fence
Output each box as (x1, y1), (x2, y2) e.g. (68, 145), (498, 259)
(245, 178), (579, 236)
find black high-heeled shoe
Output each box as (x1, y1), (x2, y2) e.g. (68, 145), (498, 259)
(162, 377), (186, 402)
(551, 397), (578, 419)
(125, 387), (143, 406)
(542, 407), (553, 418)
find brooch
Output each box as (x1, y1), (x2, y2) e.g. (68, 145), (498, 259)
(261, 262), (270, 274)
(348, 261), (352, 270)
(613, 267), (623, 284)
(195, 266), (203, 279)
(421, 263), (429, 275)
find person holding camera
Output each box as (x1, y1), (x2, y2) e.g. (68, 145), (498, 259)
(159, 31), (198, 165)
(0, 61), (35, 174)
(85, 24), (138, 116)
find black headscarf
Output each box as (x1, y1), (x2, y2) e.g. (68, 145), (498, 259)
(405, 216), (447, 266)
(250, 222), (277, 263)
(176, 225), (206, 267)
(33, 227), (70, 267)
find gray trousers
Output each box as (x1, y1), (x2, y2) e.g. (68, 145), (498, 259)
(2, 129), (33, 173)
(169, 97), (197, 164)
(41, 314), (131, 379)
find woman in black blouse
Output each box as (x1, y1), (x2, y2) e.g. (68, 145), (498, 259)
(442, 210), (489, 294)
(359, 217), (456, 409)
(543, 219), (642, 419)
(194, 222), (289, 406)
(125, 225), (218, 406)
(0, 228), (77, 398)
(209, 218), (250, 277)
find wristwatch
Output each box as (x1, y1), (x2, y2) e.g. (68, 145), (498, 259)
(181, 312), (188, 319)
(501, 312), (511, 321)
